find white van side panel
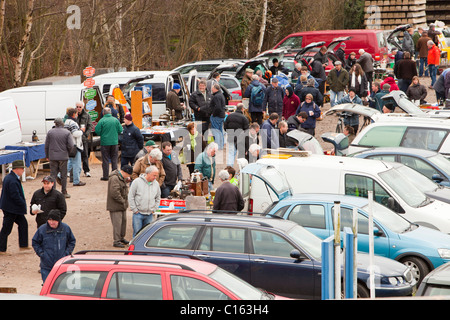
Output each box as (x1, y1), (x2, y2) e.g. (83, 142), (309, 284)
(6, 91), (46, 142)
(0, 97), (22, 148)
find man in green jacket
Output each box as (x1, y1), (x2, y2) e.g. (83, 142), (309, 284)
(95, 107), (123, 181)
(326, 61), (349, 107)
(194, 142), (218, 191)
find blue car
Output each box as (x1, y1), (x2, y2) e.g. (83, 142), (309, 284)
(352, 147), (450, 187)
(128, 214), (416, 299)
(265, 193), (450, 283)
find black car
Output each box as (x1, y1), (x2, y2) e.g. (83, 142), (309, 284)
(128, 214), (416, 299)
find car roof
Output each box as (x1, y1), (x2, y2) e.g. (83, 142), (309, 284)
(258, 154), (395, 175)
(156, 213), (300, 233)
(423, 262), (450, 286)
(58, 252), (218, 275)
(280, 193), (369, 208)
(355, 147), (438, 158)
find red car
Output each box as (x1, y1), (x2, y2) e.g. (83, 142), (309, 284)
(40, 251), (288, 300)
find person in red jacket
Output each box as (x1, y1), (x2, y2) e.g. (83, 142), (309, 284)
(380, 74), (400, 92)
(427, 40), (441, 87)
(282, 86), (300, 120)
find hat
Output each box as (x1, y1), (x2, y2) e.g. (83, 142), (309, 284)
(12, 160), (25, 169)
(42, 175), (55, 183)
(173, 83), (181, 90)
(121, 165), (133, 176)
(47, 209), (61, 222)
(124, 113), (133, 121)
(340, 42), (346, 48)
(145, 140), (158, 147)
(272, 58), (279, 63)
(245, 68), (254, 73)
(334, 61), (342, 66)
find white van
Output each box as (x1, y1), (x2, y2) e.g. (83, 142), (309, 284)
(0, 97), (22, 148)
(0, 84), (104, 141)
(241, 154), (450, 234)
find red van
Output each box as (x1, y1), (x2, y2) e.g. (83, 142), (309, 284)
(273, 29), (388, 61)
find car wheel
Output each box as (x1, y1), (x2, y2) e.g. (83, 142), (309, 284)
(400, 256), (430, 283)
(356, 282), (370, 298)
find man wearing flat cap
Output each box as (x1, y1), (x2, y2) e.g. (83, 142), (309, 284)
(107, 164), (133, 247)
(30, 175), (67, 228)
(0, 160), (29, 254)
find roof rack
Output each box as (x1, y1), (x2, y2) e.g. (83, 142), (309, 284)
(163, 212), (274, 228)
(65, 250), (204, 271)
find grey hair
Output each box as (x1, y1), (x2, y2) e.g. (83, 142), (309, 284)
(218, 169), (230, 181)
(103, 107), (111, 114)
(252, 74), (259, 81)
(206, 142), (219, 154)
(149, 148), (162, 160)
(427, 40), (435, 46)
(145, 165), (159, 174)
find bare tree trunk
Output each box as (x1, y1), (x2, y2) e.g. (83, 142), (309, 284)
(257, 0), (268, 54)
(0, 0), (5, 45)
(14, 0), (35, 87)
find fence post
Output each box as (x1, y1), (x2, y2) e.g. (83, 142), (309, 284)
(344, 227), (355, 299)
(368, 191), (376, 298)
(321, 236), (335, 300)
(333, 201), (341, 300)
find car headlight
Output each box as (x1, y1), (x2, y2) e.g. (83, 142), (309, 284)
(387, 277), (398, 285)
(438, 248), (450, 259)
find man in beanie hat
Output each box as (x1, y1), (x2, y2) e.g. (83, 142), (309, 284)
(107, 164), (133, 247)
(121, 113), (144, 167)
(30, 175), (67, 228)
(134, 139), (159, 163)
(0, 160), (29, 254)
(32, 209), (76, 282)
(166, 83), (185, 120)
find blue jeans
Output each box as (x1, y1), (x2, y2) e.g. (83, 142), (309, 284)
(132, 212), (154, 237)
(429, 64), (438, 86)
(227, 141), (237, 167)
(67, 150), (82, 185)
(330, 90), (344, 107)
(419, 58), (428, 77)
(210, 116), (224, 149)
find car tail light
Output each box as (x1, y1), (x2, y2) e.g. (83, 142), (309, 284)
(248, 198), (253, 214)
(128, 244), (135, 252)
(232, 90), (242, 97)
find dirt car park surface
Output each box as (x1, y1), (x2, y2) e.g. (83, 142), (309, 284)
(0, 76), (439, 296)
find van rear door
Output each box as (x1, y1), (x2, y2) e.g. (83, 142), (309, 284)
(241, 163), (293, 214)
(0, 97), (22, 148)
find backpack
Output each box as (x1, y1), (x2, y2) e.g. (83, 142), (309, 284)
(250, 84), (265, 106)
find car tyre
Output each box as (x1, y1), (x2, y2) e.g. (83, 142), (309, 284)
(400, 256), (430, 284)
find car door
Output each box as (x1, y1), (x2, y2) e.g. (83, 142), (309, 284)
(331, 206), (391, 258)
(193, 226), (251, 283)
(249, 228), (319, 299)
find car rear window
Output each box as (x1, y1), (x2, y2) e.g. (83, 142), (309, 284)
(50, 271), (107, 297)
(145, 225), (201, 249)
(358, 126), (406, 147)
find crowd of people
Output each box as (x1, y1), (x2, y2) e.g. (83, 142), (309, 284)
(0, 23), (448, 283)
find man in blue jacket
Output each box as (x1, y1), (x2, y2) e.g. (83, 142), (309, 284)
(32, 209), (76, 282)
(0, 160), (29, 254)
(120, 113), (144, 167)
(243, 75), (266, 125)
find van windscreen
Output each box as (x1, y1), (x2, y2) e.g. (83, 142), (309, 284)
(279, 36), (303, 48)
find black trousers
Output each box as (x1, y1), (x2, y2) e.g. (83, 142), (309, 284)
(0, 211), (28, 252)
(50, 159), (68, 194)
(81, 140), (90, 174)
(101, 145), (119, 179)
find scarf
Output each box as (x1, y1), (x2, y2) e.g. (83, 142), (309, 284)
(351, 73), (362, 89)
(189, 131), (198, 150)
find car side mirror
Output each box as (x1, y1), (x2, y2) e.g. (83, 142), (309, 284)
(290, 249), (304, 261)
(432, 174), (444, 183)
(373, 227), (383, 237)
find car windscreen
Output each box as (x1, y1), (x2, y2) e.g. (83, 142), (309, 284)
(378, 168), (427, 208)
(362, 202), (412, 234)
(209, 267), (271, 300)
(429, 154), (450, 176)
(286, 225), (322, 261)
(395, 165), (439, 193)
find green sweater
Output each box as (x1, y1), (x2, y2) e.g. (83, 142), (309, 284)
(95, 113), (123, 146)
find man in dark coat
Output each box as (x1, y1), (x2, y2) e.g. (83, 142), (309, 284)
(224, 103), (249, 166)
(161, 141), (183, 198)
(213, 170), (244, 212)
(120, 113), (144, 167)
(32, 209), (76, 283)
(45, 118), (74, 198)
(189, 79), (212, 134)
(0, 160), (29, 254)
(209, 84), (226, 149)
(166, 83), (185, 120)
(30, 175), (67, 228)
(263, 77), (285, 117)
